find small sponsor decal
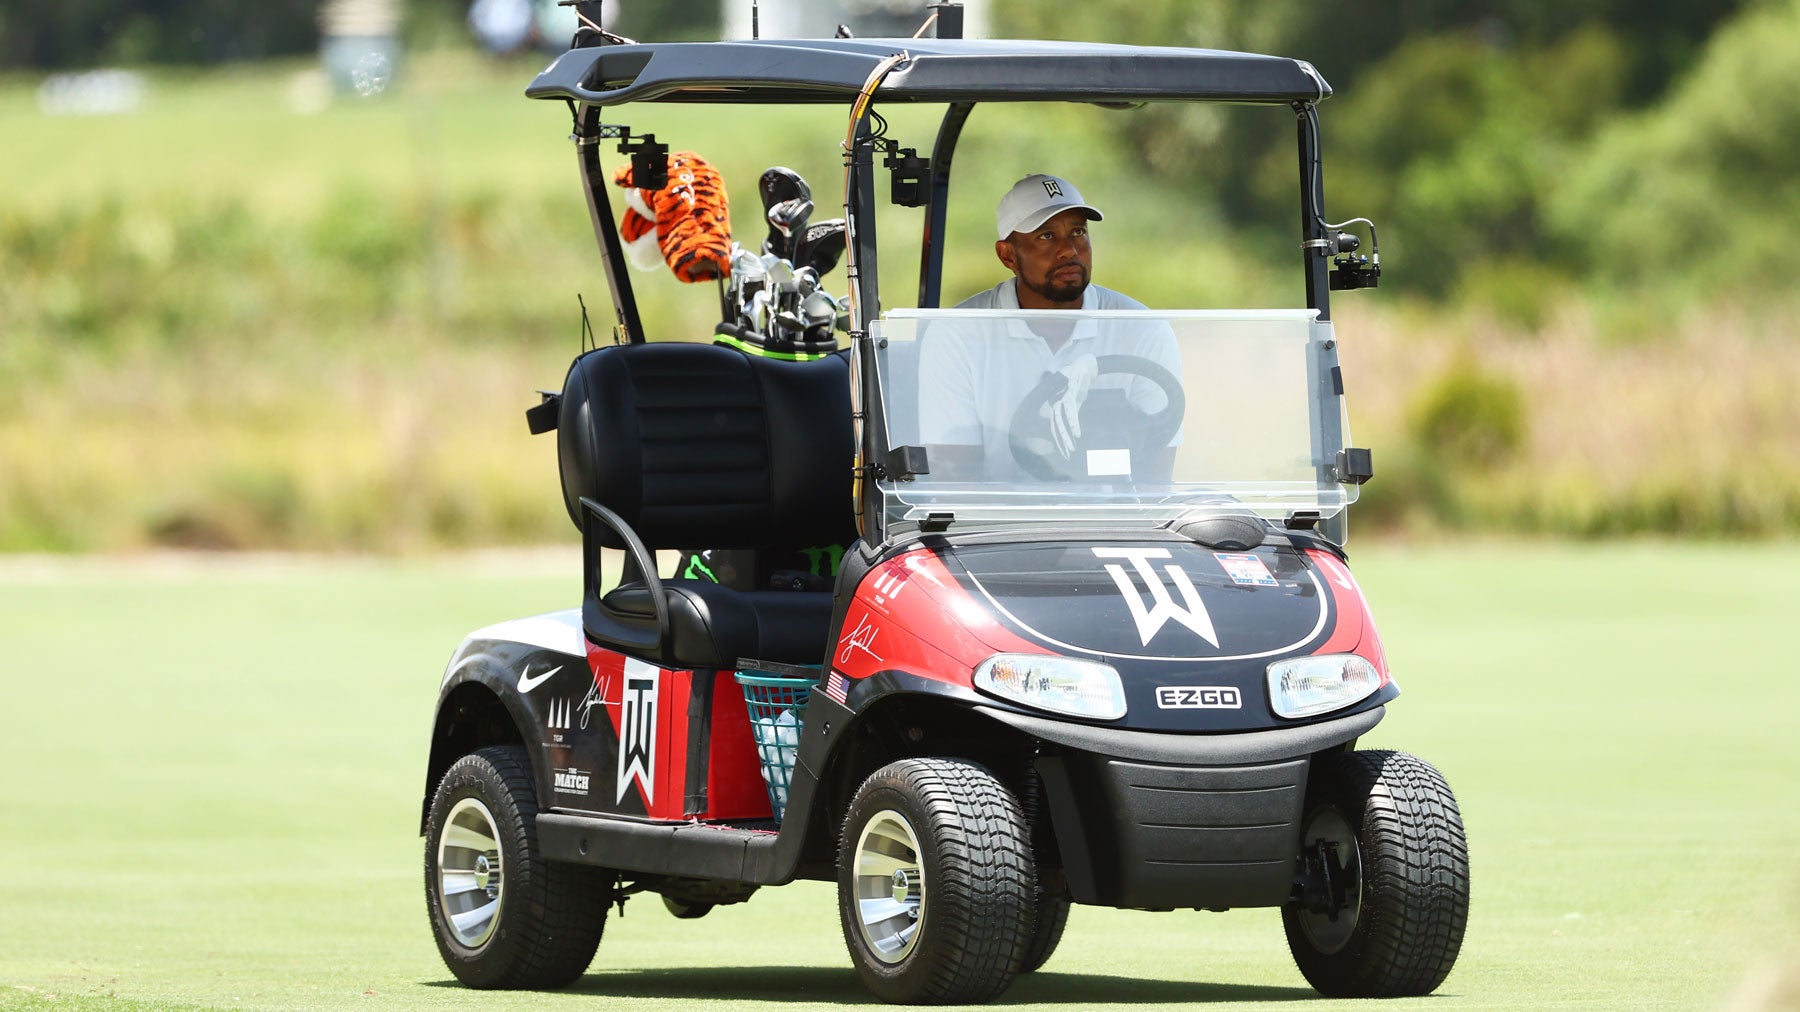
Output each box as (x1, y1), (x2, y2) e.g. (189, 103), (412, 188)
(517, 664), (561, 694)
(1215, 552), (1278, 587)
(872, 571), (907, 604)
(1312, 551), (1356, 591)
(1155, 686), (1243, 710)
(837, 612), (883, 665)
(552, 766), (592, 796)
(1093, 547), (1219, 647)
(547, 697), (572, 733)
(823, 669), (850, 705)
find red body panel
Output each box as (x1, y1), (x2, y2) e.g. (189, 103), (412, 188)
(1306, 548), (1391, 678)
(647, 665), (691, 821)
(585, 643), (770, 820)
(705, 676), (775, 820)
(832, 549), (1051, 689)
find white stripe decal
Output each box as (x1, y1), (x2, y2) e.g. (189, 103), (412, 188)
(462, 610), (584, 655)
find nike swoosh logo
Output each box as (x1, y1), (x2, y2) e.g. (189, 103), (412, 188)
(517, 665), (562, 694)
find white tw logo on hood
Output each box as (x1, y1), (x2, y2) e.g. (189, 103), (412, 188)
(1093, 547), (1219, 647)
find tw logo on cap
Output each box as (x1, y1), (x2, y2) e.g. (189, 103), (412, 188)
(1042, 179), (1064, 198)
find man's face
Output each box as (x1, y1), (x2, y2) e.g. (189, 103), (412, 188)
(997, 208), (1093, 309)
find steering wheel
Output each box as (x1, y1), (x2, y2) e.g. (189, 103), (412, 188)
(1007, 354), (1185, 481)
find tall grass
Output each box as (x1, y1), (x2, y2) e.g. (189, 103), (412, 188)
(2, 50), (1795, 551)
(1342, 299), (1800, 537)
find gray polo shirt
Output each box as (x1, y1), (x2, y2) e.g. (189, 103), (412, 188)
(917, 280), (1182, 480)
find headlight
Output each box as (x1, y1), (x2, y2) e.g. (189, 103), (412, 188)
(1266, 653), (1382, 718)
(974, 654), (1127, 720)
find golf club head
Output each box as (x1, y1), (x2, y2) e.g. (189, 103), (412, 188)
(765, 198), (814, 259)
(759, 167), (812, 259)
(748, 289), (773, 336)
(728, 244), (766, 303)
(730, 243), (766, 278)
(759, 167), (811, 211)
(794, 219), (847, 277)
(801, 289), (837, 328)
(766, 259), (798, 293)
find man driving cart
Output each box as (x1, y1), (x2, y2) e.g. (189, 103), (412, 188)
(919, 174), (1182, 482)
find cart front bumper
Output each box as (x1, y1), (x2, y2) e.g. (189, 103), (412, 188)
(978, 704), (1382, 910)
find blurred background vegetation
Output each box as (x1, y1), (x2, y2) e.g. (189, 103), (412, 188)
(2, 0), (1797, 552)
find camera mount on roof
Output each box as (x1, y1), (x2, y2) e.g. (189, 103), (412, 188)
(1305, 222), (1381, 291)
(881, 142), (930, 208)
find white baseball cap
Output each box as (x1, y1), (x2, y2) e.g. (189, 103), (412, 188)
(995, 174), (1104, 240)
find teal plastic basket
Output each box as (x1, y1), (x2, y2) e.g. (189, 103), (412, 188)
(735, 667), (816, 822)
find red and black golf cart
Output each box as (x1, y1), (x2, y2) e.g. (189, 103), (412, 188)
(421, 10), (1468, 1004)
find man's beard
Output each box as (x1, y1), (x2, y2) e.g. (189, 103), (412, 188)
(1024, 263), (1088, 305)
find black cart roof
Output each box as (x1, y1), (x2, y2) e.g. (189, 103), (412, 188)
(526, 38), (1331, 107)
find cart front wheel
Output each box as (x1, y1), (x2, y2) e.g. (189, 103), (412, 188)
(838, 758), (1035, 1004)
(1282, 749), (1469, 997)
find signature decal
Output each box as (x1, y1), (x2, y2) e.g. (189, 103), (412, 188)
(578, 680), (601, 731)
(837, 612), (884, 665)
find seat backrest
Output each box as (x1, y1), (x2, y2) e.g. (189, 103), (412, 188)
(556, 342), (856, 552)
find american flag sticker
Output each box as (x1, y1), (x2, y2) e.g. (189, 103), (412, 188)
(1215, 552), (1278, 587)
(823, 670), (849, 705)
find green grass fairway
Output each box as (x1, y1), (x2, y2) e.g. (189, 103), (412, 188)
(3, 542), (1796, 1010)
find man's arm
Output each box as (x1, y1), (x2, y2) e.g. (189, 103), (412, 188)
(915, 323), (986, 480)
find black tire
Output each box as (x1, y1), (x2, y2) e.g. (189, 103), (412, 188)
(1018, 892), (1070, 974)
(837, 758), (1035, 1004)
(1282, 749), (1469, 998)
(425, 746), (613, 989)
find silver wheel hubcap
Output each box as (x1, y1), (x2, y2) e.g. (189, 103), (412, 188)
(1297, 807), (1361, 955)
(437, 797), (504, 948)
(852, 809), (926, 964)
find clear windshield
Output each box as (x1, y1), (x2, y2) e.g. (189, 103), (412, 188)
(871, 309), (1355, 530)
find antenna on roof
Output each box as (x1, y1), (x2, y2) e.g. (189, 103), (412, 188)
(928, 2), (964, 39)
(752, 0), (760, 39)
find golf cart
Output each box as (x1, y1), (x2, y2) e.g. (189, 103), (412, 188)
(421, 10), (1468, 1004)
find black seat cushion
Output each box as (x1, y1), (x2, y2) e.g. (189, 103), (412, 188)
(600, 580), (835, 669)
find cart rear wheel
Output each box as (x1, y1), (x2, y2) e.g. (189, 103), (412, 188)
(1019, 892), (1070, 973)
(1282, 749), (1468, 997)
(838, 758), (1035, 1004)
(425, 746), (613, 989)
